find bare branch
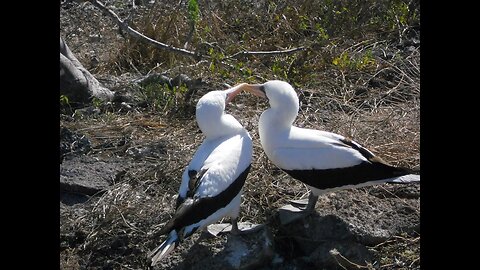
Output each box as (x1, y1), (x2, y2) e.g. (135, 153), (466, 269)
(224, 47), (306, 60)
(88, 0), (305, 62)
(89, 0), (198, 59)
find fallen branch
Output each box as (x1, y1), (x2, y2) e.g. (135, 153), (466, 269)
(60, 37), (115, 104)
(89, 0), (198, 59)
(88, 0), (305, 61)
(224, 47), (306, 59)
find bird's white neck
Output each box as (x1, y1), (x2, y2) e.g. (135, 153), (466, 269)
(258, 107), (296, 154)
(259, 99), (298, 129)
(198, 113), (245, 139)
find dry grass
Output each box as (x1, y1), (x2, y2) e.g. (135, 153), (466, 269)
(370, 234), (421, 269)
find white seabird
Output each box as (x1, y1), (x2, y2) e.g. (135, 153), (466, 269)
(150, 83), (253, 265)
(242, 80), (419, 212)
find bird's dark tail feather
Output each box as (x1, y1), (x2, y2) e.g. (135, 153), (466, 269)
(385, 164), (420, 183)
(386, 173), (420, 183)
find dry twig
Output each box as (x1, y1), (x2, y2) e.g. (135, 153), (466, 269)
(330, 249), (374, 270)
(223, 47), (306, 59)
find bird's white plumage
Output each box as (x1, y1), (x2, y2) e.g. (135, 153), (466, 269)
(268, 127), (367, 170)
(151, 86), (252, 265)
(178, 133), (252, 202)
(178, 87), (252, 202)
(257, 80), (368, 170)
(176, 88), (252, 233)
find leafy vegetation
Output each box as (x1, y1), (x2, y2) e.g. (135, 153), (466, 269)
(332, 50), (376, 71)
(86, 0), (420, 115)
(101, 0), (419, 79)
(60, 94), (70, 107)
(187, 0), (200, 25)
(141, 83), (189, 111)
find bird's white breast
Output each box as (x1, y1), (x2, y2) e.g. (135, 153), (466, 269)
(181, 130), (252, 199)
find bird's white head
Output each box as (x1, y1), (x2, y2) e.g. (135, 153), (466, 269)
(242, 80), (299, 110)
(195, 84), (246, 138)
(242, 80), (299, 126)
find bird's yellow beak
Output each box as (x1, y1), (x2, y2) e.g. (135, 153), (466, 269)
(225, 83), (267, 105)
(242, 83), (267, 99)
(225, 83), (247, 105)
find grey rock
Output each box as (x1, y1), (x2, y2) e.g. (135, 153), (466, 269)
(313, 187), (420, 245)
(153, 224), (274, 270)
(60, 156), (126, 197)
(275, 214), (373, 269)
(223, 226), (274, 270)
(272, 185), (419, 268)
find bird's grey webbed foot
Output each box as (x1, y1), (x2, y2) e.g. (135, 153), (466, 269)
(279, 192), (319, 225)
(230, 218), (262, 235)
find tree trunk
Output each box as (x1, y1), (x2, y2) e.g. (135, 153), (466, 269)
(60, 37), (114, 106)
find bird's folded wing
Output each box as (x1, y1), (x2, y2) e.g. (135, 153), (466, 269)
(158, 162), (251, 236)
(271, 144), (368, 171)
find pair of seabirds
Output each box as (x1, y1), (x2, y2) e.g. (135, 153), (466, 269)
(150, 80), (420, 265)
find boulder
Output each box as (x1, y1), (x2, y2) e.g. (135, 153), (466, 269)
(60, 156), (126, 203)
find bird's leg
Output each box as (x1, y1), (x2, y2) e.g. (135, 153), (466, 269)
(278, 192), (319, 225)
(230, 217), (241, 235)
(305, 192), (319, 212)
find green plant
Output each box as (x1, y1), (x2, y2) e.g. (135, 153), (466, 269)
(271, 61), (288, 80)
(92, 97), (103, 108)
(60, 94), (74, 114)
(315, 23), (330, 41)
(298, 15), (309, 31)
(142, 83), (188, 111)
(60, 95), (70, 106)
(385, 1), (411, 30)
(332, 52), (350, 70)
(359, 50), (376, 69)
(187, 0), (200, 25)
(332, 50), (376, 71)
(207, 48), (226, 73)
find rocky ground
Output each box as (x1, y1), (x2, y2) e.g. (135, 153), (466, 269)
(60, 1), (420, 269)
